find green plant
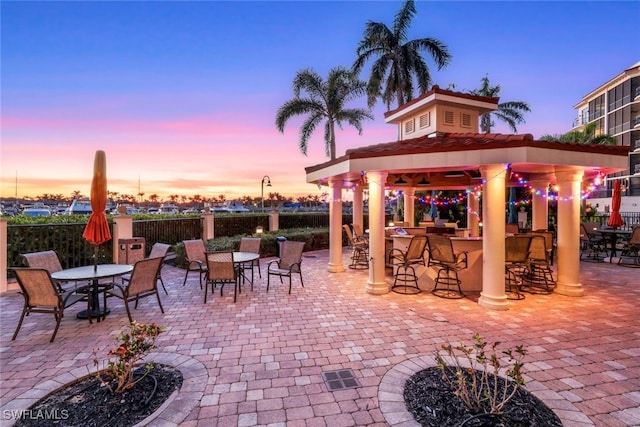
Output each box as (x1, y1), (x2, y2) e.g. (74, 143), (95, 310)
(435, 333), (527, 415)
(95, 321), (165, 394)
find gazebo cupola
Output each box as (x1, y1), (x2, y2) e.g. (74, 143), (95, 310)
(384, 85), (499, 140)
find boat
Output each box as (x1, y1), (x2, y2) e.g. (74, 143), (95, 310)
(157, 204), (180, 214)
(65, 198), (93, 215)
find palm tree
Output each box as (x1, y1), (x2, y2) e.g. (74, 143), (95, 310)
(276, 66), (373, 160)
(353, 0), (452, 109)
(469, 74), (531, 133)
(540, 122), (617, 145)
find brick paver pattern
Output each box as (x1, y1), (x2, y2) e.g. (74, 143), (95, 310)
(1, 249), (639, 426)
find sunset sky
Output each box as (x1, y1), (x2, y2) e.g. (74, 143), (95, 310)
(2, 1), (638, 202)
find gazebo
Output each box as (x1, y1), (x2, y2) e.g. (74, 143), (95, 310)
(305, 86), (630, 310)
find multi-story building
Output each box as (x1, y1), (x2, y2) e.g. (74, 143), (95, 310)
(576, 61), (640, 212)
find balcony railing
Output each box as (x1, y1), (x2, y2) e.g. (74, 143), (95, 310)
(635, 116), (640, 128)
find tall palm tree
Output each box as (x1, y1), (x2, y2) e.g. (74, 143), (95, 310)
(469, 74), (531, 133)
(276, 67), (373, 160)
(353, 0), (451, 109)
(540, 122), (617, 145)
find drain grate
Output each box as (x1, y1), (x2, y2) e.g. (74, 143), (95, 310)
(322, 369), (361, 391)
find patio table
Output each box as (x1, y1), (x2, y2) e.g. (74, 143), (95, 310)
(51, 264), (133, 321)
(597, 228), (632, 263)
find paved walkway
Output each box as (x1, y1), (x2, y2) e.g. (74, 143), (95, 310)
(1, 250), (639, 426)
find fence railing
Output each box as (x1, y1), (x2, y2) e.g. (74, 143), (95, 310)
(579, 212), (640, 230)
(7, 213), (388, 271)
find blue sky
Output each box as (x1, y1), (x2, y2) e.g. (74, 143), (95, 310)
(1, 1), (639, 201)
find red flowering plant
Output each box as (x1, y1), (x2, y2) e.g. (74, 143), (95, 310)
(94, 321), (165, 394)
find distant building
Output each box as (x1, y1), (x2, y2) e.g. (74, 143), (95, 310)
(575, 62), (640, 212)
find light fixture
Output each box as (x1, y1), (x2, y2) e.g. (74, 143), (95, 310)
(394, 176), (408, 185)
(417, 177), (431, 186)
(445, 171), (465, 178)
(261, 175), (272, 211)
(255, 226), (264, 235)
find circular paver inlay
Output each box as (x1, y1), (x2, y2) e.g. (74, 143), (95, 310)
(378, 355), (595, 427)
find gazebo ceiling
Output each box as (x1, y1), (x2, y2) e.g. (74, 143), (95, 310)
(306, 132), (631, 190)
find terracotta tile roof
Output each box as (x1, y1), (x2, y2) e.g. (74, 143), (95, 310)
(384, 85), (499, 119)
(305, 132), (631, 174)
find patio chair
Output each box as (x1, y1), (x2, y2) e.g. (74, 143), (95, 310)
(389, 235), (427, 294)
(618, 226), (640, 267)
(267, 241), (305, 294)
(505, 235), (533, 300)
(521, 234), (555, 294)
(580, 223), (606, 261)
(205, 251), (238, 303)
(427, 235), (467, 299)
(238, 237), (262, 287)
(120, 243), (171, 295)
(351, 223), (369, 243)
(533, 230), (556, 265)
(107, 257), (165, 322)
(343, 224), (369, 269)
(11, 268), (90, 342)
(22, 250), (74, 291)
(182, 239), (207, 289)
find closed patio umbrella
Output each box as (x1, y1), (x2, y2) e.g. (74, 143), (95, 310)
(508, 187), (518, 224)
(82, 150), (111, 270)
(607, 179), (623, 229)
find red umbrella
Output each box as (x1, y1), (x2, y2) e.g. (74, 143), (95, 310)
(607, 179), (623, 229)
(83, 151), (111, 269)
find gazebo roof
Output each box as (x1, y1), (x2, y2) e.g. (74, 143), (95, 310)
(305, 132), (631, 189)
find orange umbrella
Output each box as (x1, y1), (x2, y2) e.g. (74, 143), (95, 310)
(607, 179), (623, 229)
(83, 151), (111, 268)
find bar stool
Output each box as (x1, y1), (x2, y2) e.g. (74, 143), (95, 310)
(389, 235), (427, 294)
(505, 235), (532, 300)
(343, 225), (369, 269)
(427, 235), (467, 299)
(521, 234), (555, 294)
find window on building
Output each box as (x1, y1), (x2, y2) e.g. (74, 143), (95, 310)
(444, 111), (454, 126)
(405, 119), (415, 134)
(461, 113), (472, 128)
(419, 113), (430, 128)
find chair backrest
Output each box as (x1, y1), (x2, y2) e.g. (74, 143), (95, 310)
(505, 235), (532, 263)
(22, 251), (63, 274)
(532, 230), (553, 252)
(206, 251), (236, 281)
(527, 235), (548, 262)
(149, 243), (171, 259)
(505, 223), (520, 234)
(13, 268), (60, 307)
(579, 224), (590, 242)
(629, 226), (640, 245)
(279, 241), (305, 272)
(427, 235), (456, 263)
(127, 257), (164, 296)
(351, 223), (365, 238)
(582, 222), (600, 236)
(405, 235), (428, 262)
(239, 237), (261, 254)
(183, 239), (206, 264)
(343, 224), (356, 244)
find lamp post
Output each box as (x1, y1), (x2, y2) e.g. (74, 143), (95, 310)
(261, 175), (272, 211)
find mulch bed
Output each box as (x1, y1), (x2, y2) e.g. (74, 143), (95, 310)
(14, 364), (182, 427)
(404, 367), (563, 427)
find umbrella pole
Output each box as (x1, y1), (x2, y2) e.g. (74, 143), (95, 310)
(93, 245), (98, 272)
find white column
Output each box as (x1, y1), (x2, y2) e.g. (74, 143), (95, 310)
(352, 183), (364, 234)
(366, 171), (389, 294)
(555, 169), (584, 296)
(478, 164), (510, 310)
(403, 188), (415, 226)
(268, 209), (279, 232)
(328, 177), (345, 273)
(113, 215), (133, 264)
(530, 177), (550, 231)
(467, 189), (480, 237)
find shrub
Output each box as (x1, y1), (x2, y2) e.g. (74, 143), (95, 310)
(95, 321), (165, 394)
(435, 333), (527, 415)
